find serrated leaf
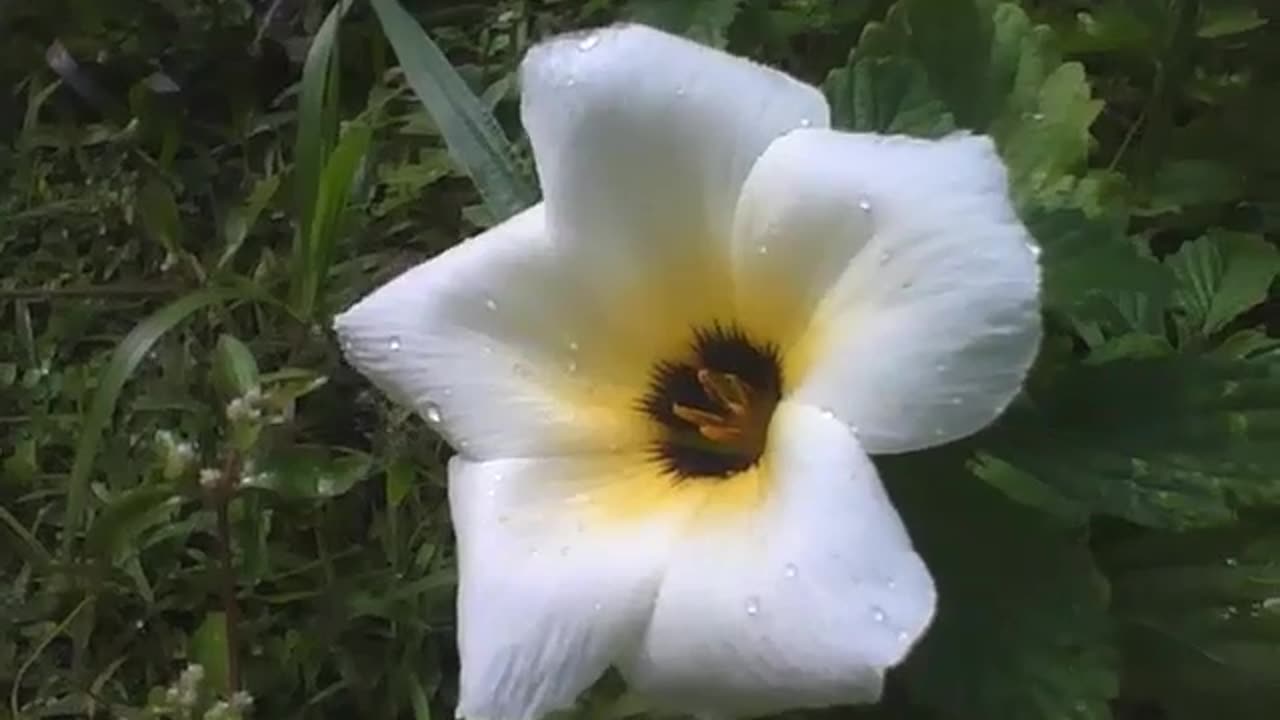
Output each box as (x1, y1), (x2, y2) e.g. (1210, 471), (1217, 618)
(623, 0), (744, 48)
(368, 0), (537, 221)
(993, 358), (1280, 529)
(1167, 231), (1280, 340)
(1026, 205), (1174, 338)
(1101, 528), (1280, 718)
(886, 459), (1118, 720)
(824, 56), (956, 137)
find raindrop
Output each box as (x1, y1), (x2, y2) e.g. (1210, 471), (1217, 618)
(675, 85), (687, 97)
(935, 362), (948, 372)
(1030, 112), (1046, 121)
(486, 487), (496, 498)
(745, 596), (761, 616)
(949, 396), (963, 405)
(887, 579), (898, 590)
(593, 601), (604, 612)
(784, 563), (798, 578)
(871, 606), (886, 623)
(857, 197), (873, 213)
(568, 340), (580, 352)
(567, 360), (579, 374)
(799, 117), (812, 128)
(896, 630), (910, 643)
(565, 77), (577, 88)
(1225, 557), (1240, 567)
(819, 407), (837, 419)
(442, 387), (454, 397)
(877, 250), (892, 265)
(484, 297), (498, 311)
(756, 244), (769, 255)
(578, 34), (600, 51)
(1028, 243), (1043, 258)
(135, 619), (146, 629)
(424, 402), (443, 425)
(388, 336), (402, 352)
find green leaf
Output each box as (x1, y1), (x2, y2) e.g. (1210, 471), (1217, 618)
(192, 611), (231, 695)
(212, 334), (260, 400)
(1167, 231), (1280, 340)
(246, 446), (374, 500)
(824, 56), (956, 137)
(898, 0), (995, 128)
(220, 173), (281, 270)
(1027, 205), (1174, 338)
(1197, 4), (1268, 38)
(887, 458), (1119, 719)
(623, 0), (744, 48)
(1101, 527), (1280, 718)
(293, 0), (349, 261)
(136, 177), (184, 256)
(63, 287), (241, 557)
(992, 358), (1280, 529)
(368, 0), (537, 221)
(85, 484), (179, 565)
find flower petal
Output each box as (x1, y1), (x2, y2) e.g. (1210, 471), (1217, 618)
(334, 204), (651, 459)
(731, 129), (1042, 454)
(520, 24), (829, 336)
(621, 401), (935, 716)
(449, 454), (693, 720)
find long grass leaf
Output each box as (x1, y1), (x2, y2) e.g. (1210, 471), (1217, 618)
(61, 287), (241, 557)
(368, 0), (537, 220)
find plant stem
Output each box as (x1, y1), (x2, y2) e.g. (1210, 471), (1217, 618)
(215, 453), (244, 692)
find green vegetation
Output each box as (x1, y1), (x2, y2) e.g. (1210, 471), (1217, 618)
(2, 1), (1278, 718)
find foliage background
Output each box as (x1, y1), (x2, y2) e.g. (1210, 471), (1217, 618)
(2, 0), (1279, 718)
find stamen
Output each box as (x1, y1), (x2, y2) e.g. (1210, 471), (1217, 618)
(696, 368), (752, 416)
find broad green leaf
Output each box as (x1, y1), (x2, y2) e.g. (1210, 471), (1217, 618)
(136, 177), (183, 256)
(1027, 205), (1174, 338)
(368, 0), (537, 221)
(824, 55), (956, 137)
(1167, 231), (1280, 340)
(212, 334), (260, 400)
(887, 458), (1118, 720)
(898, 0), (994, 128)
(1197, 4), (1268, 38)
(246, 446), (373, 499)
(992, 358), (1280, 529)
(624, 0), (743, 48)
(85, 484), (179, 564)
(192, 611), (230, 695)
(63, 287), (241, 557)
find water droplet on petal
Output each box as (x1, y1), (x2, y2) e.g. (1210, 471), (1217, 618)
(799, 117), (812, 128)
(675, 85), (687, 97)
(896, 630), (910, 643)
(388, 336), (402, 351)
(485, 487), (496, 498)
(745, 596), (761, 616)
(784, 563), (798, 578)
(949, 396), (963, 405)
(568, 340), (580, 352)
(577, 34), (600, 51)
(935, 362), (948, 372)
(757, 244), (769, 255)
(484, 297), (498, 311)
(887, 578), (898, 590)
(593, 601), (604, 612)
(442, 387), (454, 397)
(424, 402), (443, 424)
(871, 606), (886, 623)
(819, 407), (836, 419)
(858, 197), (872, 213)
(567, 360), (578, 374)
(1028, 243), (1043, 258)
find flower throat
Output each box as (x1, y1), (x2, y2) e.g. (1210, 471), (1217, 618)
(639, 324), (783, 479)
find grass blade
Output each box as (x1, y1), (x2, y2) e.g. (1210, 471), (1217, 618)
(62, 287), (241, 557)
(368, 0), (538, 220)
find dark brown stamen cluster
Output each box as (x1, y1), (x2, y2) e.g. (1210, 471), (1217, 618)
(639, 323), (783, 479)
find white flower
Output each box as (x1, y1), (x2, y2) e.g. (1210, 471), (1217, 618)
(336, 24), (1040, 720)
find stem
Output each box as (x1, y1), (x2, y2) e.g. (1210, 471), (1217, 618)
(215, 453), (244, 692)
